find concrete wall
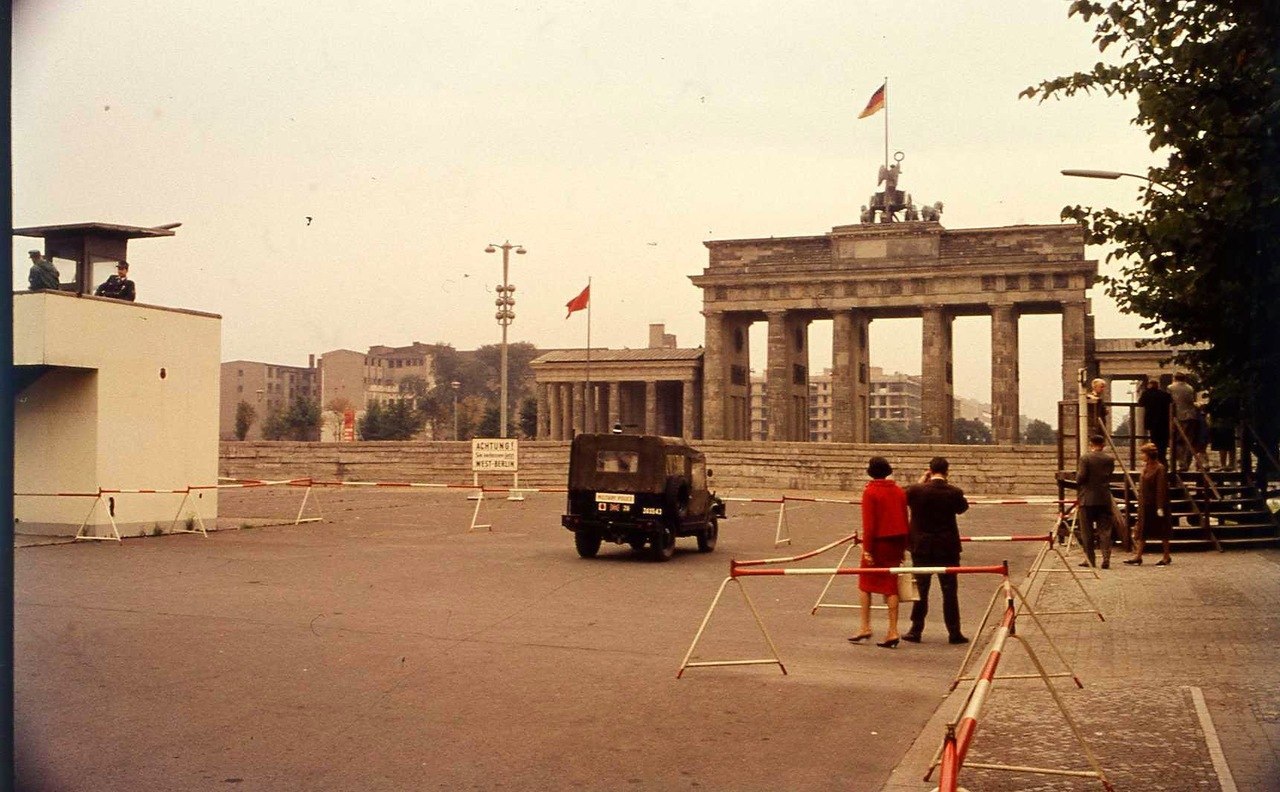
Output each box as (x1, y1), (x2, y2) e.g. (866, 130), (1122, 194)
(15, 291), (221, 536)
(220, 440), (1060, 497)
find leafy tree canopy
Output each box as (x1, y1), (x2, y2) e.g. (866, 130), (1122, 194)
(1023, 1), (1280, 456)
(234, 401), (256, 441)
(869, 420), (922, 444)
(263, 396), (322, 441)
(952, 417), (993, 445)
(1024, 418), (1056, 445)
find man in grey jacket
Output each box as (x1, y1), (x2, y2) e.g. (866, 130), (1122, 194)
(1076, 434), (1116, 568)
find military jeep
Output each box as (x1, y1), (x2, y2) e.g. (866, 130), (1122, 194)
(561, 433), (725, 561)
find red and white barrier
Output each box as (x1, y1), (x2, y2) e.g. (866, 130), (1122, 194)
(677, 561), (1010, 678)
(928, 581), (1114, 791)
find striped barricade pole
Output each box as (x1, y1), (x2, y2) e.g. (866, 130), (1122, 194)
(91, 487), (195, 541)
(16, 490), (117, 542)
(75, 489), (120, 542)
(949, 539), (1088, 692)
(306, 478), (484, 530)
(720, 495), (789, 546)
(677, 561), (1008, 679)
(928, 580), (1114, 791)
(723, 528), (863, 615)
(217, 477), (322, 525)
(476, 485), (567, 531)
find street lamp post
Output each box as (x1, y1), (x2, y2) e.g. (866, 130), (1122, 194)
(484, 241), (526, 438)
(451, 380), (461, 440)
(1060, 169), (1172, 192)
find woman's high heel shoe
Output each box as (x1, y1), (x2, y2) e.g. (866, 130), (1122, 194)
(847, 632), (873, 643)
(1122, 557), (1143, 565)
(876, 637), (900, 649)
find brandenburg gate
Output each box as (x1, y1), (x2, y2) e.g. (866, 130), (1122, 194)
(691, 221), (1097, 444)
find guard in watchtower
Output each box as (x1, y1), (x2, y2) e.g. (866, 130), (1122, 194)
(95, 261), (136, 301)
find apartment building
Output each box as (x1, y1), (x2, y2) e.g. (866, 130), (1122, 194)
(221, 343), (438, 440)
(750, 366), (924, 442)
(220, 358), (317, 440)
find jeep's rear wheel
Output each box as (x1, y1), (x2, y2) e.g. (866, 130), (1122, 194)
(651, 525), (676, 561)
(574, 532), (602, 558)
(697, 517), (718, 552)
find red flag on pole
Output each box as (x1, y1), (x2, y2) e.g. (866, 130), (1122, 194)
(858, 82), (886, 119)
(565, 284), (590, 318)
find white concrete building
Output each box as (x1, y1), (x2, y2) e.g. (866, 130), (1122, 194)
(14, 223), (221, 537)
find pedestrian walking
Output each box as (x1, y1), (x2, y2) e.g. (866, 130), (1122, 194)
(848, 456), (909, 649)
(902, 457), (969, 645)
(1125, 443), (1173, 566)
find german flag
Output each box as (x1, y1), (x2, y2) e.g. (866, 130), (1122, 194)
(858, 82), (886, 119)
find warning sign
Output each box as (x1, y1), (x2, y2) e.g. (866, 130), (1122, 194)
(471, 438), (519, 472)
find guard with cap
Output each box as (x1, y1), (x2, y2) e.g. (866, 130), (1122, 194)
(27, 249), (60, 291)
(94, 261), (136, 301)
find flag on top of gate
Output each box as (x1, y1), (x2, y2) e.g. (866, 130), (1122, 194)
(858, 82), (886, 118)
(565, 284), (590, 318)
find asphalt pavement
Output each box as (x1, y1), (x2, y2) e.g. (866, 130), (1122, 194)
(13, 486), (1278, 791)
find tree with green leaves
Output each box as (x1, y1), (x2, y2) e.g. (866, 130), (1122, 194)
(1024, 1), (1280, 478)
(519, 396), (538, 439)
(358, 399), (424, 441)
(234, 400), (256, 441)
(1023, 419), (1056, 445)
(869, 420), (922, 444)
(262, 396), (321, 441)
(952, 417), (993, 445)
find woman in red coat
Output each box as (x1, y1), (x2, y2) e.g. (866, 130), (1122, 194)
(849, 456), (910, 648)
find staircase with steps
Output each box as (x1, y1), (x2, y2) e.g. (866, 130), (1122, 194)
(1063, 468), (1280, 552)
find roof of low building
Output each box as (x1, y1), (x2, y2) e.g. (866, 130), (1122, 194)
(14, 222), (178, 239)
(531, 348), (703, 365)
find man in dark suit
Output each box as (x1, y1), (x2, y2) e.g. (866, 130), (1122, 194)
(1136, 377), (1173, 464)
(1076, 434), (1116, 568)
(903, 457), (969, 644)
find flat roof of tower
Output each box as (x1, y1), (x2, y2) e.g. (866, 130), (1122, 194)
(14, 222), (178, 239)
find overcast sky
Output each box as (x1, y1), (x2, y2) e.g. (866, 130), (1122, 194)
(12, 1), (1160, 422)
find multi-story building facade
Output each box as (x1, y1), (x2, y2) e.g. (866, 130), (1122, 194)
(220, 358), (317, 440)
(221, 343), (438, 440)
(750, 367), (924, 442)
(868, 366), (923, 426)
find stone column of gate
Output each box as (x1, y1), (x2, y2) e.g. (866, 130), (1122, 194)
(571, 382), (585, 437)
(1061, 301), (1088, 401)
(990, 304), (1020, 444)
(921, 305), (955, 443)
(830, 309), (871, 443)
(607, 383), (621, 432)
(701, 310), (726, 439)
(536, 383), (550, 440)
(644, 381), (658, 435)
(547, 383), (561, 440)
(681, 378), (696, 439)
(765, 310), (793, 441)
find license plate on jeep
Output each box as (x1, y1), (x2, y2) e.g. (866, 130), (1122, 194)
(596, 492), (635, 513)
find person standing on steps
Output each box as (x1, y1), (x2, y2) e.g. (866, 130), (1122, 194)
(902, 457), (969, 645)
(1137, 377), (1173, 465)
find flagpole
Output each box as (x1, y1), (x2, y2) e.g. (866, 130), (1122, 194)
(883, 75), (889, 170)
(585, 277), (592, 434)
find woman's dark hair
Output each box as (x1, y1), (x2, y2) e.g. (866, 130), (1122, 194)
(866, 456), (893, 479)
